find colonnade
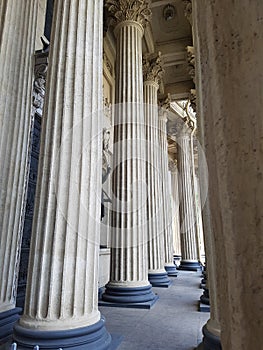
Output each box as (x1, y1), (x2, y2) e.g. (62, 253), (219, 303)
(1, 1), (261, 350)
(0, 0), (201, 347)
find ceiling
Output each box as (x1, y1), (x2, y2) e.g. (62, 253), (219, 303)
(144, 0), (194, 101)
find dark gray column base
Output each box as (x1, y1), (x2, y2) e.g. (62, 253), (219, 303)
(100, 284), (159, 309)
(199, 301), (210, 312)
(164, 265), (178, 276)
(0, 307), (22, 343)
(13, 317), (112, 350)
(200, 295), (210, 305)
(148, 272), (172, 288)
(173, 255), (181, 266)
(196, 324), (222, 350)
(178, 261), (201, 271)
(200, 282), (206, 289)
(200, 287), (210, 305)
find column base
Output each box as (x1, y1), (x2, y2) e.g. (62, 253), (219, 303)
(0, 307), (21, 343)
(200, 288), (210, 305)
(199, 301), (210, 313)
(173, 255), (181, 266)
(100, 284), (159, 309)
(200, 277), (207, 289)
(196, 324), (222, 350)
(178, 260), (201, 271)
(164, 264), (178, 276)
(148, 272), (172, 288)
(13, 317), (112, 350)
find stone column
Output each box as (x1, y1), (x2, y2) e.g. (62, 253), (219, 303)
(13, 1), (111, 349)
(159, 98), (178, 276)
(194, 1), (263, 349)
(169, 159), (181, 264)
(184, 1), (221, 347)
(177, 120), (200, 271)
(196, 198), (221, 350)
(143, 52), (170, 287)
(102, 0), (157, 306)
(0, 0), (37, 343)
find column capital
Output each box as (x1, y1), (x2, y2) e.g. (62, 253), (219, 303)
(143, 51), (164, 85)
(105, 0), (152, 28)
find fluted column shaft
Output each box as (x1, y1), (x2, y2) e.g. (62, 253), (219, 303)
(158, 110), (177, 275)
(143, 69), (171, 286)
(170, 166), (181, 257)
(144, 81), (166, 274)
(109, 21), (148, 287)
(13, 1), (111, 348)
(103, 1), (156, 305)
(178, 131), (200, 270)
(0, 0), (37, 341)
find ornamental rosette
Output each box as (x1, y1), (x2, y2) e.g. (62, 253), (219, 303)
(143, 52), (164, 84)
(105, 0), (152, 27)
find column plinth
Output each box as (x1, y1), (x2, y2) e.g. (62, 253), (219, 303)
(14, 318), (110, 350)
(0, 0), (37, 341)
(13, 1), (111, 348)
(143, 54), (171, 288)
(102, 0), (158, 307)
(177, 130), (200, 271)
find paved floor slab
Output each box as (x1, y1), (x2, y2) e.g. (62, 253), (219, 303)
(99, 271), (210, 350)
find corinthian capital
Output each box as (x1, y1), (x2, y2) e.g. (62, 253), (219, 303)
(143, 52), (164, 84)
(105, 0), (152, 28)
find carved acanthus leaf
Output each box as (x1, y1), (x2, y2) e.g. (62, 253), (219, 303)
(143, 51), (164, 84)
(105, 0), (152, 28)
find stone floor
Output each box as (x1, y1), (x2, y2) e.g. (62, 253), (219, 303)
(100, 271), (210, 350)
